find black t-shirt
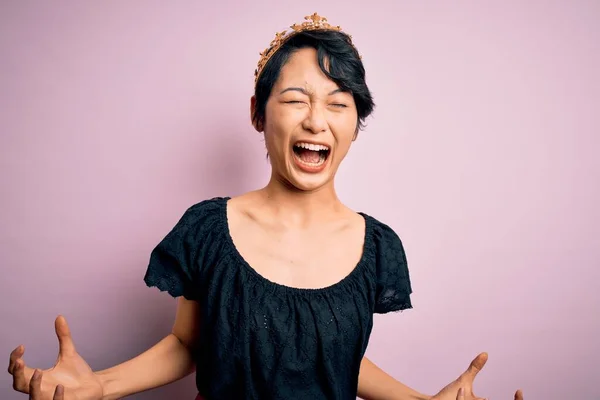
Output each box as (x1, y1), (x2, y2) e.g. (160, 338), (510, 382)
(144, 197), (412, 400)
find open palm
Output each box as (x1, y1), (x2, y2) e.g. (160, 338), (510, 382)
(432, 353), (523, 400)
(8, 316), (103, 400)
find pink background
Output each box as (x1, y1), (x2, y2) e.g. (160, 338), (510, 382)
(1, 1), (598, 399)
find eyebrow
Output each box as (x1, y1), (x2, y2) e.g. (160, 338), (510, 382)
(279, 87), (346, 96)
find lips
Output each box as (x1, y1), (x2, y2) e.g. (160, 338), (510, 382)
(292, 141), (331, 173)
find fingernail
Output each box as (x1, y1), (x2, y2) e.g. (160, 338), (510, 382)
(33, 369), (41, 379)
(458, 388), (464, 396)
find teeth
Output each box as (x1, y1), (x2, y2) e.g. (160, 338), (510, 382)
(295, 142), (329, 152)
(296, 153), (327, 166)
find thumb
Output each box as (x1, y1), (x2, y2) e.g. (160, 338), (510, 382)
(55, 315), (76, 356)
(463, 352), (488, 379)
(456, 388), (465, 400)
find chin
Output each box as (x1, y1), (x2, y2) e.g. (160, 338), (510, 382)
(286, 164), (334, 193)
(290, 176), (331, 192)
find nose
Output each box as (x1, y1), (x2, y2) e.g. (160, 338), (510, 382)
(302, 105), (328, 134)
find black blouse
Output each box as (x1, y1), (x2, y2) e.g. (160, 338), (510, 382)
(144, 197), (412, 400)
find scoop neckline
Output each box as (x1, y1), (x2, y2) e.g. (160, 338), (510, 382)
(217, 196), (373, 295)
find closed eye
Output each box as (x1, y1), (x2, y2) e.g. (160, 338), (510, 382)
(331, 103), (347, 108)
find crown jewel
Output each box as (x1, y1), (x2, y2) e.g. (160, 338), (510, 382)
(254, 13), (355, 87)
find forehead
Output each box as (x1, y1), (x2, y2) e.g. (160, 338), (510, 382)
(274, 47), (339, 92)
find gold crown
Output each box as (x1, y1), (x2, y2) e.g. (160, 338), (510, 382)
(254, 13), (356, 87)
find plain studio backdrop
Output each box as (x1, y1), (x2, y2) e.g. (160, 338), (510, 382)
(1, 1), (598, 399)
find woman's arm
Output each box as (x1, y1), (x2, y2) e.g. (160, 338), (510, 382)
(97, 297), (200, 400)
(358, 357), (431, 400)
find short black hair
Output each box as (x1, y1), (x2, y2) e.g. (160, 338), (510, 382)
(252, 30), (375, 131)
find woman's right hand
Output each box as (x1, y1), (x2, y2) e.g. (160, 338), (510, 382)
(8, 316), (104, 400)
(28, 369), (64, 400)
(456, 387), (524, 400)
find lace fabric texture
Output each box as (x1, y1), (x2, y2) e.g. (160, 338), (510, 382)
(144, 197), (412, 400)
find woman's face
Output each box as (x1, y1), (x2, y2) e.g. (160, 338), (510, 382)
(257, 47), (359, 192)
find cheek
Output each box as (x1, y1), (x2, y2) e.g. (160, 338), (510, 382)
(263, 125), (288, 160)
(331, 115), (358, 149)
(264, 108), (296, 147)
(334, 141), (353, 161)
(330, 106), (357, 127)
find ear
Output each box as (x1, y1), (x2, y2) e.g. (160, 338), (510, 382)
(250, 95), (263, 132)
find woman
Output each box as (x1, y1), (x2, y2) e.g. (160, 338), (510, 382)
(8, 13), (523, 400)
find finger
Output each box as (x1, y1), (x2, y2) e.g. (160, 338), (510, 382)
(457, 387), (465, 400)
(55, 315), (76, 357)
(8, 345), (25, 374)
(28, 369), (42, 399)
(463, 352), (488, 379)
(13, 359), (35, 393)
(514, 389), (523, 400)
(53, 384), (65, 400)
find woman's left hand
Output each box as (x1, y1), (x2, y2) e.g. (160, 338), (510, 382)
(431, 353), (523, 400)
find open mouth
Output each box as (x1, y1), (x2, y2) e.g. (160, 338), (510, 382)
(292, 142), (331, 167)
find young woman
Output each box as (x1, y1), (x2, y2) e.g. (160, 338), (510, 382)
(8, 13), (523, 400)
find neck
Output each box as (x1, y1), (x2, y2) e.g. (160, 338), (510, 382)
(259, 174), (344, 225)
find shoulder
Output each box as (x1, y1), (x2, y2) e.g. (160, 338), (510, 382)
(184, 196), (228, 217)
(154, 196), (230, 251)
(362, 212), (405, 253)
(148, 196), (232, 268)
(144, 197), (230, 299)
(362, 213), (413, 313)
(362, 212), (409, 276)
(174, 196), (229, 231)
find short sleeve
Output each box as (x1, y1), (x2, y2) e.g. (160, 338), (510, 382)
(372, 220), (413, 314)
(143, 199), (223, 301)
